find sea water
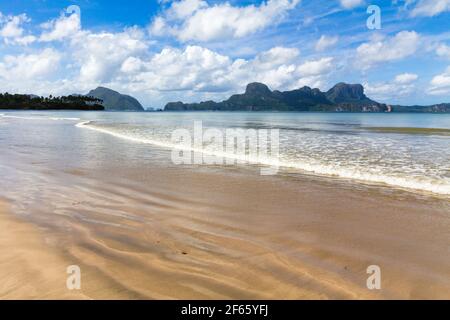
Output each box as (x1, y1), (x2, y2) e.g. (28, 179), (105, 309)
(1, 111), (449, 196)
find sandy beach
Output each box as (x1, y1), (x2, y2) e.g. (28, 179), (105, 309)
(1, 165), (449, 299)
(0, 112), (449, 300)
(2, 0), (450, 304)
(0, 200), (87, 299)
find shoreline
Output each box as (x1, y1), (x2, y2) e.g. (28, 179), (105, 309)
(1, 162), (449, 299)
(5, 111), (448, 197)
(77, 120), (450, 197)
(0, 112), (449, 299)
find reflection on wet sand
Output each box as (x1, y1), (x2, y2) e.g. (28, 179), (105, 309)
(1, 161), (449, 299)
(0, 112), (449, 299)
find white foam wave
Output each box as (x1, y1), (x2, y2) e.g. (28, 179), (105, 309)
(76, 122), (450, 196)
(75, 120), (93, 127)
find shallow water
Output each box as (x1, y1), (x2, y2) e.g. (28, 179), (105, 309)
(2, 111), (449, 196)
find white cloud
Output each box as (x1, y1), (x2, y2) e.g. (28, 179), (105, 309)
(356, 31), (420, 68)
(364, 73), (419, 102)
(121, 56), (145, 74)
(167, 0), (208, 19)
(0, 48), (61, 80)
(436, 44), (450, 59)
(296, 57), (334, 77)
(428, 66), (450, 95)
(252, 46), (300, 68)
(40, 13), (81, 42)
(38, 12), (149, 85)
(135, 46), (232, 92)
(339, 0), (364, 9)
(0, 13), (149, 95)
(411, 0), (450, 17)
(0, 14), (26, 37)
(150, 0), (300, 42)
(71, 27), (148, 83)
(13, 35), (37, 45)
(149, 16), (168, 36)
(394, 73), (418, 84)
(364, 82), (396, 98)
(0, 6), (339, 106)
(0, 13), (36, 45)
(365, 74), (418, 102)
(315, 35), (339, 51)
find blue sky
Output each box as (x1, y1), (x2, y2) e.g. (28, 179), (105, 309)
(0, 0), (450, 108)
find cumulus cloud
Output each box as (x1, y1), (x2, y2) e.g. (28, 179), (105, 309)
(293, 57), (335, 88)
(0, 5), (336, 106)
(0, 13), (36, 45)
(166, 0), (208, 19)
(0, 48), (61, 80)
(71, 27), (148, 83)
(395, 73), (418, 84)
(115, 45), (334, 100)
(365, 73), (418, 101)
(411, 0), (450, 17)
(149, 0), (300, 42)
(251, 46), (300, 68)
(0, 11), (149, 95)
(436, 43), (450, 59)
(296, 57), (334, 76)
(120, 56), (145, 74)
(356, 31), (420, 68)
(36, 12), (149, 86)
(40, 12), (81, 42)
(339, 0), (365, 9)
(315, 35), (339, 51)
(0, 32), (334, 106)
(133, 46), (232, 92)
(428, 66), (450, 95)
(0, 14), (27, 38)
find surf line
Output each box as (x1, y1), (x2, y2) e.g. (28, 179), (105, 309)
(77, 120), (281, 176)
(76, 121), (450, 196)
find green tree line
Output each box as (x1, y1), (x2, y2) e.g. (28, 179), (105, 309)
(0, 93), (104, 110)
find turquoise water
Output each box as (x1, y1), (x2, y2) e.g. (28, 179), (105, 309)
(1, 111), (449, 196)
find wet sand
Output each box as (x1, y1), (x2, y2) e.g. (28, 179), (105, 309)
(1, 112), (449, 300)
(1, 161), (449, 300)
(0, 200), (88, 299)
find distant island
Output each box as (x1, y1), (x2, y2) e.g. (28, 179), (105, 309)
(87, 87), (144, 111)
(2, 83), (449, 112)
(0, 93), (104, 111)
(0, 87), (145, 111)
(165, 82), (450, 113)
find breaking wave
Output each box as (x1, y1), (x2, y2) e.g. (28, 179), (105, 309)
(76, 121), (450, 196)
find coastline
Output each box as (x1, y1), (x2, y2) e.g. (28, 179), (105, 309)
(1, 164), (449, 299)
(2, 0), (450, 303)
(0, 112), (449, 299)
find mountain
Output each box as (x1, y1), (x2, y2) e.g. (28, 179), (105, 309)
(325, 83), (377, 105)
(87, 87), (144, 111)
(165, 82), (389, 112)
